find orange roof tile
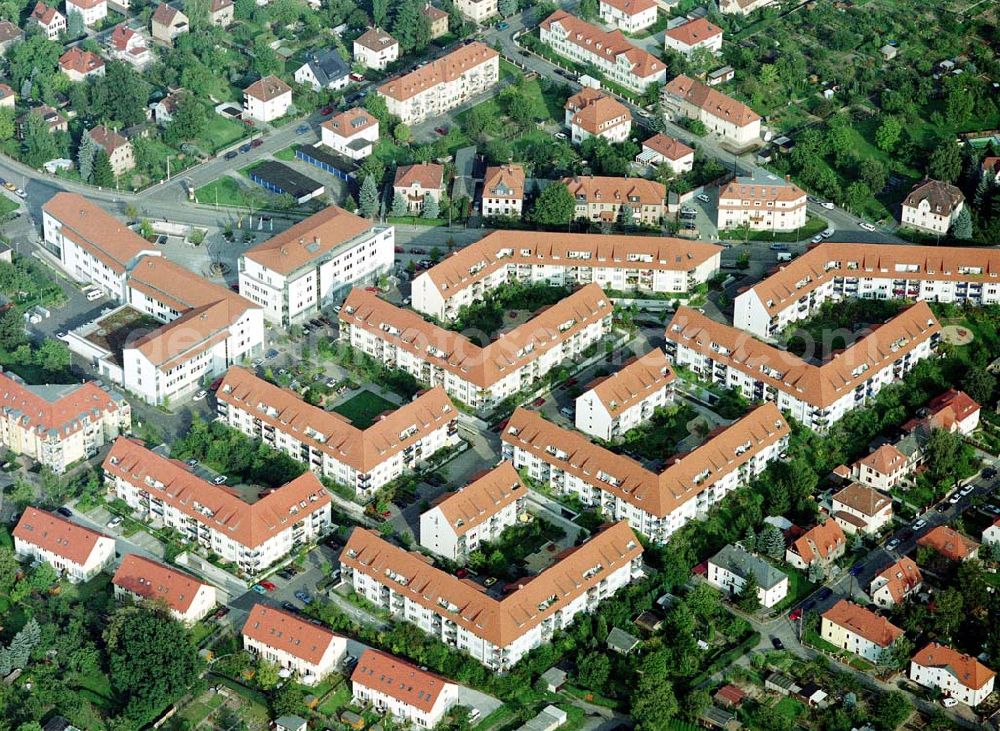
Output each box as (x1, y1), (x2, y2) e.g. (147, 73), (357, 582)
(912, 642), (995, 690)
(719, 174), (805, 205)
(88, 125), (130, 154)
(927, 389), (979, 429)
(243, 603), (342, 664)
(585, 349), (674, 414)
(59, 46), (104, 75)
(13, 507), (110, 566)
(42, 192), (150, 275)
(30, 1), (61, 25)
(0, 369), (125, 438)
(430, 462), (525, 537)
(379, 42), (497, 102)
(571, 94), (631, 136)
(917, 525), (979, 561)
(322, 107), (378, 139)
(482, 164), (525, 202)
(642, 133), (694, 161)
(664, 17), (722, 48)
(665, 74), (759, 127)
(857, 444), (908, 476)
(113, 554), (212, 614)
(351, 650), (454, 712)
(541, 11), (664, 80)
(245, 74), (291, 102)
(872, 557), (922, 604)
(789, 520), (845, 564)
(394, 163), (444, 191)
(822, 600), (902, 647)
(832, 483), (891, 518)
(563, 175), (665, 207)
(600, 0), (656, 14)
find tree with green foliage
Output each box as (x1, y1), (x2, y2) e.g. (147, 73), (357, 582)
(90, 62), (152, 128)
(371, 0), (389, 25)
(422, 194), (439, 219)
(961, 366), (995, 405)
(0, 306), (26, 350)
(631, 654), (678, 729)
(392, 0), (431, 53)
(394, 123), (411, 143)
(271, 683), (305, 716)
(844, 181), (871, 214)
(391, 191), (408, 217)
(950, 206), (972, 240)
(359, 174), (380, 218)
(931, 588), (964, 639)
(579, 0), (598, 20)
(872, 691), (912, 731)
(530, 182), (575, 226)
(756, 523), (784, 561)
(875, 115), (902, 152)
(77, 131), (97, 183)
(498, 0), (516, 15)
(576, 651), (610, 691)
(165, 95), (207, 144)
(928, 142), (962, 183)
(66, 9), (84, 37)
(0, 107), (14, 143)
(735, 572), (761, 612)
(91, 150), (115, 187)
(21, 111), (58, 168)
(859, 158), (888, 194)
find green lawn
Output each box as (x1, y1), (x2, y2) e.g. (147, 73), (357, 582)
(194, 177), (257, 208)
(773, 696), (806, 721)
(180, 692), (226, 725)
(719, 214), (827, 243)
(274, 144), (298, 161)
(332, 390), (397, 428)
(772, 567), (817, 613)
(317, 680), (353, 717)
(0, 195), (18, 219)
(201, 115), (251, 153)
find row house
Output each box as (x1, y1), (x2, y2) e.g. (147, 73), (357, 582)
(636, 133), (694, 175)
(353, 27), (399, 71)
(243, 604), (346, 685)
(339, 284), (614, 410)
(869, 557), (922, 608)
(13, 507), (115, 582)
(238, 204), (394, 325)
(216, 367), (460, 500)
(103, 437), (332, 575)
(901, 179), (965, 236)
(502, 403), (788, 544)
(419, 462), (527, 561)
(320, 107), (379, 160)
(563, 175), (666, 226)
(910, 643), (995, 707)
(665, 303), (941, 432)
(574, 349), (675, 441)
(785, 520), (846, 571)
(717, 173), (807, 233)
(830, 482), (892, 536)
(662, 74), (761, 148)
(820, 600), (903, 663)
(663, 17), (723, 57)
(340, 522), (644, 670)
(411, 230), (720, 321)
(564, 89), (631, 146)
(733, 242), (1000, 339)
(707, 543), (788, 607)
(539, 11), (667, 93)
(112, 554), (216, 624)
(352, 650), (459, 729)
(378, 42), (498, 124)
(481, 164), (525, 218)
(0, 368), (130, 473)
(599, 0), (657, 33)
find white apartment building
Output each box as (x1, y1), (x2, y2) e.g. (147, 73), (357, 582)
(901, 179), (965, 236)
(13, 507), (115, 582)
(565, 89), (632, 145)
(707, 543), (788, 608)
(123, 256), (264, 406)
(378, 42), (498, 124)
(574, 349), (675, 441)
(540, 11), (667, 93)
(113, 554), (216, 624)
(664, 17), (723, 56)
(217, 367), (460, 500)
(28, 2), (65, 39)
(869, 557), (922, 608)
(0, 369), (130, 474)
(243, 604), (346, 685)
(352, 650), (459, 728)
(717, 173), (807, 232)
(42, 192), (159, 299)
(419, 462), (527, 560)
(733, 243), (1000, 340)
(481, 164), (525, 218)
(104, 437), (333, 576)
(238, 205), (394, 325)
(411, 231), (721, 321)
(636, 133), (694, 175)
(719, 0), (774, 15)
(455, 0), (496, 23)
(665, 303), (941, 431)
(910, 643), (996, 707)
(340, 284), (613, 410)
(66, 0), (106, 26)
(831, 483), (893, 535)
(503, 403), (788, 544)
(320, 108), (379, 160)
(662, 74), (761, 148)
(851, 444), (911, 491)
(353, 27), (398, 71)
(341, 522), (644, 670)
(599, 0), (657, 33)
(820, 600), (903, 663)
(243, 75), (293, 123)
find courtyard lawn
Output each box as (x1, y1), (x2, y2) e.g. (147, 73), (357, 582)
(719, 215), (827, 244)
(201, 115), (251, 153)
(773, 696), (806, 722)
(332, 390), (397, 428)
(274, 144), (298, 161)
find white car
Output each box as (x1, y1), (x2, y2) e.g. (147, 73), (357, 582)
(912, 518), (927, 530)
(194, 389), (208, 400)
(942, 697), (958, 708)
(859, 222), (877, 232)
(213, 475), (227, 485)
(696, 194), (711, 203)
(810, 235), (823, 244)
(821, 229), (834, 239)
(886, 538), (900, 551)
(555, 132), (567, 140)
(960, 484), (975, 496)
(637, 109), (651, 118)
(948, 493), (961, 505)
(820, 201), (835, 210)
(106, 516), (123, 528)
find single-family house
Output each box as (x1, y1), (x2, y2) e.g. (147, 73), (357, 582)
(59, 47), (105, 82)
(831, 483), (892, 535)
(664, 17), (722, 57)
(910, 643), (995, 707)
(353, 27), (398, 71)
(707, 544), (788, 608)
(481, 164), (525, 218)
(637, 133), (694, 174)
(151, 3), (189, 45)
(393, 163), (444, 213)
(785, 520), (845, 571)
(28, 2), (66, 39)
(65, 0), (107, 27)
(295, 49), (350, 91)
(901, 179), (965, 236)
(13, 507), (115, 583)
(869, 557), (922, 608)
(917, 525), (979, 562)
(820, 600), (903, 663)
(88, 125), (135, 178)
(244, 75), (293, 122)
(320, 107), (379, 160)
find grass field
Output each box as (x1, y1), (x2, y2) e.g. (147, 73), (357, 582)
(332, 390), (397, 428)
(201, 115), (251, 153)
(317, 680), (353, 717)
(180, 691), (226, 725)
(274, 144), (298, 161)
(0, 195), (18, 219)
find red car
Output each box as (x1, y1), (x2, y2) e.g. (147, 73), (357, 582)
(456, 568), (468, 579)
(394, 246), (404, 253)
(320, 106), (333, 115)
(381, 509), (392, 518)
(789, 608), (802, 621)
(532, 397), (546, 407)
(209, 377), (223, 391)
(435, 126), (448, 136)
(260, 580), (277, 591)
(250, 138), (263, 148)
(365, 286), (379, 293)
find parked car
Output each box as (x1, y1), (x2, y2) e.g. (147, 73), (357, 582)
(56, 506), (72, 517)
(394, 246), (404, 253)
(960, 484), (975, 496)
(820, 201), (835, 210)
(983, 467), (997, 479)
(106, 516), (123, 528)
(912, 518), (927, 530)
(497, 21), (508, 30)
(821, 228), (834, 238)
(771, 637), (784, 650)
(224, 150), (238, 160)
(239, 144), (251, 153)
(948, 493), (961, 504)
(559, 406), (574, 418)
(296, 124), (310, 134)
(859, 222), (877, 231)
(213, 475), (227, 485)
(250, 138), (263, 148)
(435, 126), (448, 136)
(194, 389), (208, 400)
(251, 584), (267, 594)
(555, 132), (567, 140)
(260, 580), (277, 591)
(320, 106), (333, 116)
(294, 590), (313, 605)
(266, 348), (279, 359)
(187, 458), (199, 467)
(533, 397), (546, 407)
(696, 193), (711, 203)
(15, 189), (25, 199)
(788, 608), (802, 621)
(810, 234), (823, 244)
(886, 537), (900, 550)
(281, 601), (297, 612)
(816, 587), (833, 601)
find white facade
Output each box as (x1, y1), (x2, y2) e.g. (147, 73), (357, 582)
(820, 613), (895, 663)
(320, 112), (379, 161)
(244, 78), (292, 123)
(13, 509), (115, 583)
(66, 0), (107, 26)
(707, 552), (788, 608)
(831, 487), (893, 535)
(574, 359), (674, 441)
(717, 177), (807, 232)
(243, 616), (345, 685)
(353, 32), (399, 70)
(662, 75), (761, 148)
(112, 556), (217, 624)
(599, 0), (657, 33)
(455, 0), (496, 23)
(910, 648), (995, 707)
(901, 197), (963, 236)
(352, 652), (459, 729)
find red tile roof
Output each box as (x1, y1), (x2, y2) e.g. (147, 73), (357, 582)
(322, 108), (378, 139)
(927, 389), (979, 429)
(871, 557), (922, 604)
(88, 124), (130, 154)
(600, 0), (656, 14)
(912, 642), (995, 690)
(584, 349), (674, 415)
(394, 162), (444, 191)
(0, 369), (125, 439)
(379, 42), (497, 102)
(664, 17), (722, 48)
(355, 27), (397, 52)
(541, 11), (664, 80)
(352, 649), (454, 712)
(789, 520), (845, 564)
(113, 554), (212, 614)
(822, 599), (902, 647)
(430, 462), (525, 537)
(243, 604), (342, 665)
(563, 175), (665, 207)
(917, 525), (979, 561)
(665, 74), (759, 127)
(857, 444), (908, 477)
(642, 133), (694, 161)
(13, 507), (110, 566)
(245, 74), (291, 102)
(30, 1), (61, 25)
(59, 47), (105, 75)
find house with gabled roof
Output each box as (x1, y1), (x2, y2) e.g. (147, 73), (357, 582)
(663, 74), (761, 148)
(244, 75), (292, 122)
(637, 133), (694, 174)
(151, 3), (188, 44)
(353, 27), (398, 71)
(481, 164), (525, 218)
(821, 600), (903, 662)
(13, 507), (115, 582)
(113, 554), (216, 623)
(599, 0), (657, 33)
(831, 483), (892, 535)
(575, 349), (675, 441)
(28, 2), (65, 39)
(59, 47), (105, 82)
(785, 520), (845, 570)
(910, 643), (995, 707)
(664, 17), (723, 57)
(901, 179), (964, 236)
(869, 557), (922, 608)
(243, 604), (346, 684)
(917, 525), (979, 562)
(563, 175), (666, 225)
(66, 0), (107, 27)
(295, 48), (350, 91)
(708, 543), (788, 608)
(351, 649), (459, 727)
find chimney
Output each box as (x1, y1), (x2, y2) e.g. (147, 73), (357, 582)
(785, 175), (791, 183)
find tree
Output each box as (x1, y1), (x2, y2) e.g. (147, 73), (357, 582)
(364, 93), (390, 126)
(807, 561), (825, 583)
(393, 123), (411, 143)
(844, 181), (871, 213)
(359, 174), (380, 218)
(91, 150), (115, 187)
(0, 306), (26, 350)
(77, 131), (98, 183)
(736, 573), (760, 612)
(579, 0), (598, 20)
(950, 206), (973, 240)
(372, 0), (389, 25)
(928, 143), (962, 183)
(166, 96), (207, 143)
(392, 0), (431, 53)
(105, 606), (202, 725)
(872, 691), (912, 731)
(90, 62), (152, 128)
(66, 10), (84, 38)
(0, 548), (17, 596)
(422, 195), (439, 219)
(530, 183), (575, 226)
(875, 116), (902, 153)
(7, 618), (40, 669)
(0, 108), (15, 143)
(757, 523), (785, 560)
(503, 88), (534, 129)
(961, 367), (995, 405)
(498, 0), (516, 15)
(576, 652), (610, 691)
(254, 658), (280, 689)
(859, 158), (888, 194)
(21, 112), (58, 168)
(391, 191), (408, 217)
(271, 683), (305, 716)
(931, 588), (964, 638)
(632, 676), (678, 729)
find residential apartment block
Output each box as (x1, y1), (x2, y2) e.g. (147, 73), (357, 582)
(831, 483), (892, 535)
(662, 74), (761, 148)
(564, 89), (631, 145)
(216, 367), (460, 500)
(243, 604), (346, 685)
(636, 133), (694, 175)
(352, 650), (459, 728)
(564, 175), (666, 225)
(378, 42), (498, 124)
(540, 11), (667, 93)
(340, 522), (644, 670)
(599, 0), (657, 33)
(104, 437), (332, 575)
(455, 0), (496, 23)
(910, 643), (995, 707)
(901, 179), (965, 236)
(869, 557), (922, 608)
(339, 284), (613, 410)
(411, 230), (721, 321)
(665, 303), (941, 431)
(503, 403), (788, 543)
(707, 543), (788, 607)
(243, 75), (292, 123)
(113, 554), (216, 624)
(0, 369), (130, 473)
(320, 108), (379, 160)
(13, 507), (115, 583)
(481, 164), (525, 218)
(574, 349), (675, 441)
(353, 27), (398, 71)
(419, 462), (527, 560)
(733, 243), (1000, 339)
(820, 600), (903, 663)
(239, 205), (394, 325)
(717, 173), (807, 232)
(663, 17), (722, 57)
